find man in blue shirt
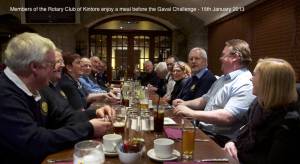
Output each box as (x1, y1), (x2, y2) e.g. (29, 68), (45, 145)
(173, 39), (256, 147)
(79, 57), (107, 94)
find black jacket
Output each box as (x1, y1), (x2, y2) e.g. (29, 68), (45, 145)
(178, 70), (216, 100)
(58, 73), (88, 110)
(0, 72), (93, 164)
(170, 77), (189, 104)
(235, 98), (300, 164)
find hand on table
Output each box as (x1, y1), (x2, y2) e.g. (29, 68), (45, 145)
(172, 99), (184, 107)
(89, 119), (112, 137)
(96, 105), (116, 118)
(173, 104), (195, 117)
(224, 141), (239, 161)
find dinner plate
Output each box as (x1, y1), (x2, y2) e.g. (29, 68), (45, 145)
(147, 149), (180, 162)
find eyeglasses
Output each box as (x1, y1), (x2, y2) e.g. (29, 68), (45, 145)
(41, 61), (56, 70)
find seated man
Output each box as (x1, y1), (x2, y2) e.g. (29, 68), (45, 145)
(148, 62), (169, 97)
(79, 57), (107, 94)
(90, 56), (109, 91)
(40, 50), (114, 125)
(173, 39), (256, 146)
(0, 33), (113, 164)
(139, 60), (159, 87)
(176, 47), (216, 101)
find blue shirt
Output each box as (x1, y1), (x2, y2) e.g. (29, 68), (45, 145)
(79, 75), (107, 94)
(200, 68), (256, 139)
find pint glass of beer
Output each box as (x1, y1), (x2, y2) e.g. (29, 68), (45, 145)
(112, 105), (126, 134)
(181, 117), (195, 159)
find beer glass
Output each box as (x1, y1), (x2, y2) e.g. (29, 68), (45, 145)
(112, 105), (126, 134)
(181, 117), (195, 160)
(73, 140), (105, 164)
(121, 82), (130, 107)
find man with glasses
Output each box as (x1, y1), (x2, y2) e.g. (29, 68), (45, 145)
(173, 39), (255, 147)
(0, 33), (113, 164)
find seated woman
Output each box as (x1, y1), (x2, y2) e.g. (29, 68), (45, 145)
(169, 61), (191, 104)
(224, 58), (300, 164)
(58, 52), (118, 111)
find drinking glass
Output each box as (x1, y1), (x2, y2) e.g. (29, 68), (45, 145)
(124, 111), (143, 143)
(73, 140), (105, 164)
(181, 117), (195, 160)
(121, 82), (130, 107)
(112, 105), (126, 134)
(153, 105), (165, 133)
(140, 111), (151, 131)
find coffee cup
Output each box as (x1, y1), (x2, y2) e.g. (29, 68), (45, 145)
(154, 138), (174, 159)
(103, 133), (122, 152)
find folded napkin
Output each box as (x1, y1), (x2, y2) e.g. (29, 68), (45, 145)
(164, 127), (182, 140)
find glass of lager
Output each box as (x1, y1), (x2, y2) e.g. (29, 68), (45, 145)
(181, 117), (195, 160)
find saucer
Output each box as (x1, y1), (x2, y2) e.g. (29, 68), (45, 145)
(103, 149), (118, 157)
(147, 149), (180, 162)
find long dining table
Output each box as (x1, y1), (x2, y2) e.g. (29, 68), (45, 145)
(42, 108), (239, 164)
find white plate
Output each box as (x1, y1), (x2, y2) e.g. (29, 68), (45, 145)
(147, 149), (180, 162)
(164, 117), (177, 125)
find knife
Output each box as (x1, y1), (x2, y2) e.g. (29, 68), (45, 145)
(194, 158), (229, 162)
(47, 158), (73, 163)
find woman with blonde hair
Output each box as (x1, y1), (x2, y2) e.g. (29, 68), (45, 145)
(224, 58), (300, 164)
(169, 61), (191, 104)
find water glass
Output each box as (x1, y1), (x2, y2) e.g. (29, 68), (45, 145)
(73, 140), (105, 164)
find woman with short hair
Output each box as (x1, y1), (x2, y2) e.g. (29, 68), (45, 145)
(58, 52), (118, 111)
(169, 61), (191, 104)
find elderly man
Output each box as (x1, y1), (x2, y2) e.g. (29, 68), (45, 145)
(139, 60), (159, 87)
(40, 51), (114, 122)
(175, 47), (216, 101)
(79, 57), (107, 93)
(0, 33), (113, 164)
(90, 56), (109, 91)
(148, 62), (169, 97)
(173, 39), (256, 146)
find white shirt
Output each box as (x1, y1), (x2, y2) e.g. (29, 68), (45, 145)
(164, 72), (175, 99)
(4, 67), (41, 102)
